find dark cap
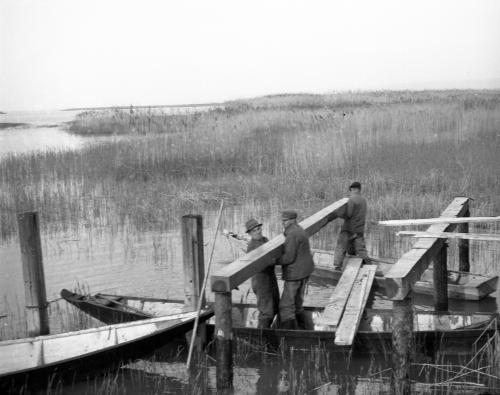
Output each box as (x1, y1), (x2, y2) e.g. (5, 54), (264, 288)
(281, 210), (297, 220)
(245, 218), (262, 233)
(349, 181), (361, 190)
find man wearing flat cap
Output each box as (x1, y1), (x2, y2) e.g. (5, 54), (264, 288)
(245, 218), (279, 328)
(278, 210), (314, 330)
(333, 181), (372, 270)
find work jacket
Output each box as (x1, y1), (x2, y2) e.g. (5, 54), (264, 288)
(341, 194), (367, 234)
(279, 222), (314, 281)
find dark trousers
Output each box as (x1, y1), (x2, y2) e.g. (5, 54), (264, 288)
(251, 267), (279, 324)
(333, 230), (371, 268)
(279, 278), (308, 322)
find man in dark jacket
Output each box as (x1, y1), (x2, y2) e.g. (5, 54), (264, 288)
(333, 182), (372, 269)
(245, 218), (279, 328)
(278, 210), (314, 330)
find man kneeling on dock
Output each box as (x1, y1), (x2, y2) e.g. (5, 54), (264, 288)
(245, 218), (280, 328)
(278, 210), (314, 330)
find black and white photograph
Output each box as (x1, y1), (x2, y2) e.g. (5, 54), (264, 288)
(1, 1), (500, 394)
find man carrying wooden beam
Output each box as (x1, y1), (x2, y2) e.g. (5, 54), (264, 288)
(278, 210), (315, 330)
(333, 182), (372, 270)
(245, 218), (280, 329)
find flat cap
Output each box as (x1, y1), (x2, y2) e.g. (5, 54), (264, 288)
(349, 181), (361, 190)
(281, 210), (297, 220)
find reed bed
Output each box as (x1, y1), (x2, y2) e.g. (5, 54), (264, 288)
(1, 90), (499, 244)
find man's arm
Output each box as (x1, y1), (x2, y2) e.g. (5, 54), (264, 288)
(279, 233), (298, 265)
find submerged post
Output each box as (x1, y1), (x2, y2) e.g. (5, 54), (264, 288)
(215, 291), (233, 390)
(458, 202), (470, 272)
(391, 297), (413, 395)
(433, 242), (448, 311)
(182, 215), (206, 352)
(18, 211), (49, 337)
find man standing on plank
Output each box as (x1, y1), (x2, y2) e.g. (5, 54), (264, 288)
(278, 210), (314, 330)
(333, 181), (372, 270)
(245, 218), (280, 328)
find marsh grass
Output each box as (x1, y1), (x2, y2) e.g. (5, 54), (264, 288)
(1, 90), (499, 245)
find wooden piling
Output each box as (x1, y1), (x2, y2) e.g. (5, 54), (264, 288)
(433, 242), (448, 311)
(182, 215), (206, 355)
(17, 212), (49, 337)
(215, 291), (233, 390)
(182, 215), (205, 310)
(391, 297), (413, 395)
(458, 205), (470, 272)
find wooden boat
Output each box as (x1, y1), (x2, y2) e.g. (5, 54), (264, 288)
(224, 231), (498, 300)
(61, 290), (499, 353)
(60, 289), (186, 324)
(0, 308), (213, 391)
(312, 251), (498, 301)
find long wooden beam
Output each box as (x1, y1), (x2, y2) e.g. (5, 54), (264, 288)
(384, 197), (471, 300)
(397, 231), (500, 242)
(210, 198), (348, 292)
(379, 216), (500, 227)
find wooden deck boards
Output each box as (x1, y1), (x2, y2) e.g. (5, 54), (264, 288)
(334, 265), (377, 346)
(315, 258), (363, 330)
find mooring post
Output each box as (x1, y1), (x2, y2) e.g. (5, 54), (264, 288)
(391, 296), (413, 395)
(182, 215), (205, 310)
(458, 203), (470, 272)
(17, 211), (49, 337)
(215, 291), (233, 390)
(433, 242), (448, 311)
(182, 215), (206, 351)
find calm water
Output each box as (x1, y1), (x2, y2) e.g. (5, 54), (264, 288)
(1, 110), (499, 393)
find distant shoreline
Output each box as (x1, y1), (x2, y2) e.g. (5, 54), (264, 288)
(0, 122), (27, 129)
(62, 102), (223, 111)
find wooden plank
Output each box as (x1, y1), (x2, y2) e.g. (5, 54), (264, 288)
(385, 197), (470, 300)
(397, 231), (500, 242)
(334, 265), (377, 346)
(378, 216), (500, 227)
(315, 257), (363, 330)
(210, 198), (348, 292)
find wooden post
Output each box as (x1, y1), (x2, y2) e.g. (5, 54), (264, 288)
(458, 205), (470, 272)
(433, 242), (448, 311)
(215, 291), (233, 390)
(17, 212), (49, 337)
(391, 297), (413, 395)
(182, 215), (205, 310)
(182, 215), (206, 354)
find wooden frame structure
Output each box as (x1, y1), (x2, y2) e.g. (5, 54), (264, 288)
(384, 197), (471, 301)
(210, 198), (348, 390)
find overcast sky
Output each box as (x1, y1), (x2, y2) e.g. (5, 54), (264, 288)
(1, 0), (499, 111)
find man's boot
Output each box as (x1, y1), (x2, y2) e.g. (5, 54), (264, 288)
(296, 312), (314, 330)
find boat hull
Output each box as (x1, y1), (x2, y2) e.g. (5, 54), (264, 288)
(0, 310), (213, 391)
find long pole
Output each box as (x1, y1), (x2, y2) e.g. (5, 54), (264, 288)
(186, 200), (224, 370)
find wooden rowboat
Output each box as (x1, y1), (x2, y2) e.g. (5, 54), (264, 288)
(224, 231), (498, 300)
(61, 290), (499, 353)
(0, 307), (213, 391)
